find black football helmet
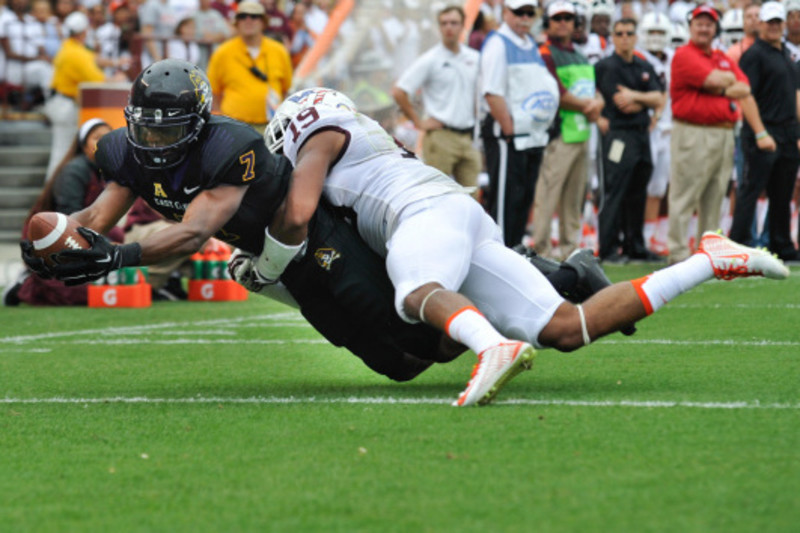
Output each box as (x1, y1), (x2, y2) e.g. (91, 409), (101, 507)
(124, 59), (212, 169)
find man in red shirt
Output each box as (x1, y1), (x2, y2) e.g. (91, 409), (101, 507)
(667, 5), (768, 263)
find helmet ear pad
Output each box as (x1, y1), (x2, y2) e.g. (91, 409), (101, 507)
(125, 59), (212, 169)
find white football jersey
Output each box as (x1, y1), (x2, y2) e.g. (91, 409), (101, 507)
(639, 47), (674, 131)
(282, 105), (467, 255)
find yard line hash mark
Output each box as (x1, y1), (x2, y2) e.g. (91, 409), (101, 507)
(1, 397), (798, 410)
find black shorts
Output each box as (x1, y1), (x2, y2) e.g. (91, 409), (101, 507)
(280, 201), (443, 381)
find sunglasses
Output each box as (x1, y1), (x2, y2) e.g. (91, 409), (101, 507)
(236, 13), (262, 20)
(511, 8), (536, 17)
(550, 14), (575, 22)
(614, 30), (636, 36)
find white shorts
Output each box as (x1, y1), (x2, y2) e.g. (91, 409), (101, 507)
(385, 193), (564, 348)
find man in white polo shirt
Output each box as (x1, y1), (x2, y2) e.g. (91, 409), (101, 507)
(392, 5), (481, 197)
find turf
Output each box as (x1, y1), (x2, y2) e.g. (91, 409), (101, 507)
(1, 266), (799, 532)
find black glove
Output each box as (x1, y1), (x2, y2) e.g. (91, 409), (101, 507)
(20, 240), (53, 279)
(52, 227), (142, 286)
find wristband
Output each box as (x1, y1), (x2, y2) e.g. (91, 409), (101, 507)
(119, 242), (142, 267)
(255, 227), (306, 281)
(755, 131), (769, 140)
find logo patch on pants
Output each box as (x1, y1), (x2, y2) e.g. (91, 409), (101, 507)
(314, 248), (341, 271)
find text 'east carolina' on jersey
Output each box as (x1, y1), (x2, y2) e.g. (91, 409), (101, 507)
(282, 105), (468, 255)
(95, 115), (292, 254)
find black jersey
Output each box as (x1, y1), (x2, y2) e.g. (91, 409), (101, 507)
(95, 115), (291, 254)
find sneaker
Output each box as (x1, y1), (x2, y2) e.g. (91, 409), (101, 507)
(154, 273), (188, 301)
(697, 231), (790, 280)
(2, 281), (23, 306)
(2, 270), (30, 307)
(453, 341), (536, 407)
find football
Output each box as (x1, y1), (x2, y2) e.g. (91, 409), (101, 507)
(28, 211), (89, 266)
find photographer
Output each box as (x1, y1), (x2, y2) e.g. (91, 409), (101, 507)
(206, 1), (293, 131)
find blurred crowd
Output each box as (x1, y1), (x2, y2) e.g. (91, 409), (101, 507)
(2, 0), (800, 273)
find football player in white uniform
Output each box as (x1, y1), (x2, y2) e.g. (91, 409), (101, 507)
(638, 11), (674, 255)
(719, 8), (745, 53)
(579, 0), (615, 64)
(784, 0), (800, 62)
(236, 88), (790, 407)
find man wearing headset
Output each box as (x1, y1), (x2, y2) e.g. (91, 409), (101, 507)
(667, 5), (764, 265)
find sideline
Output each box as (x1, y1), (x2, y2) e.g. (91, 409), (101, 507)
(1, 396), (798, 410)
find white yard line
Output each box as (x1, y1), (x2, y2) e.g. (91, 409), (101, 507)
(0, 396), (798, 410)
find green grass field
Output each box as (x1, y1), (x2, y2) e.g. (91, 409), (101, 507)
(2, 266), (799, 532)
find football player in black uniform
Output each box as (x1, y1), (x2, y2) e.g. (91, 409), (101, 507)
(21, 59), (619, 381)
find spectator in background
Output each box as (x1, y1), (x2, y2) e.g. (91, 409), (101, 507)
(263, 0), (292, 47)
(206, 0), (292, 131)
(480, 0), (503, 23)
(479, 0), (561, 248)
(594, 17), (664, 263)
(138, 0), (179, 66)
(293, 0), (328, 35)
(53, 0), (78, 37)
(726, 2), (760, 64)
(730, 2), (800, 261)
(192, 0), (230, 66)
(533, 0), (603, 260)
(3, 119), (117, 307)
(0, 0), (53, 108)
(392, 5), (482, 198)
(288, 1), (315, 68)
(44, 11), (124, 181)
(668, 5), (755, 264)
(468, 10), (497, 51)
(85, 2), (107, 52)
(167, 17), (201, 64)
(94, 1), (134, 78)
(30, 0), (61, 59)
(784, 0), (800, 61)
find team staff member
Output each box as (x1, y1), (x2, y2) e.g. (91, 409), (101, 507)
(595, 18), (665, 263)
(44, 12), (124, 182)
(533, 0), (603, 260)
(206, 1), (292, 131)
(479, 0), (561, 247)
(392, 5), (482, 197)
(730, 2), (800, 261)
(668, 5), (758, 264)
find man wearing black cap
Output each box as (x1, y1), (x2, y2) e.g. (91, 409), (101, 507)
(730, 1), (800, 261)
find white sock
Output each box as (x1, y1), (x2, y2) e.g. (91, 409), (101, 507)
(445, 307), (506, 354)
(644, 221), (655, 242)
(631, 254), (713, 314)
